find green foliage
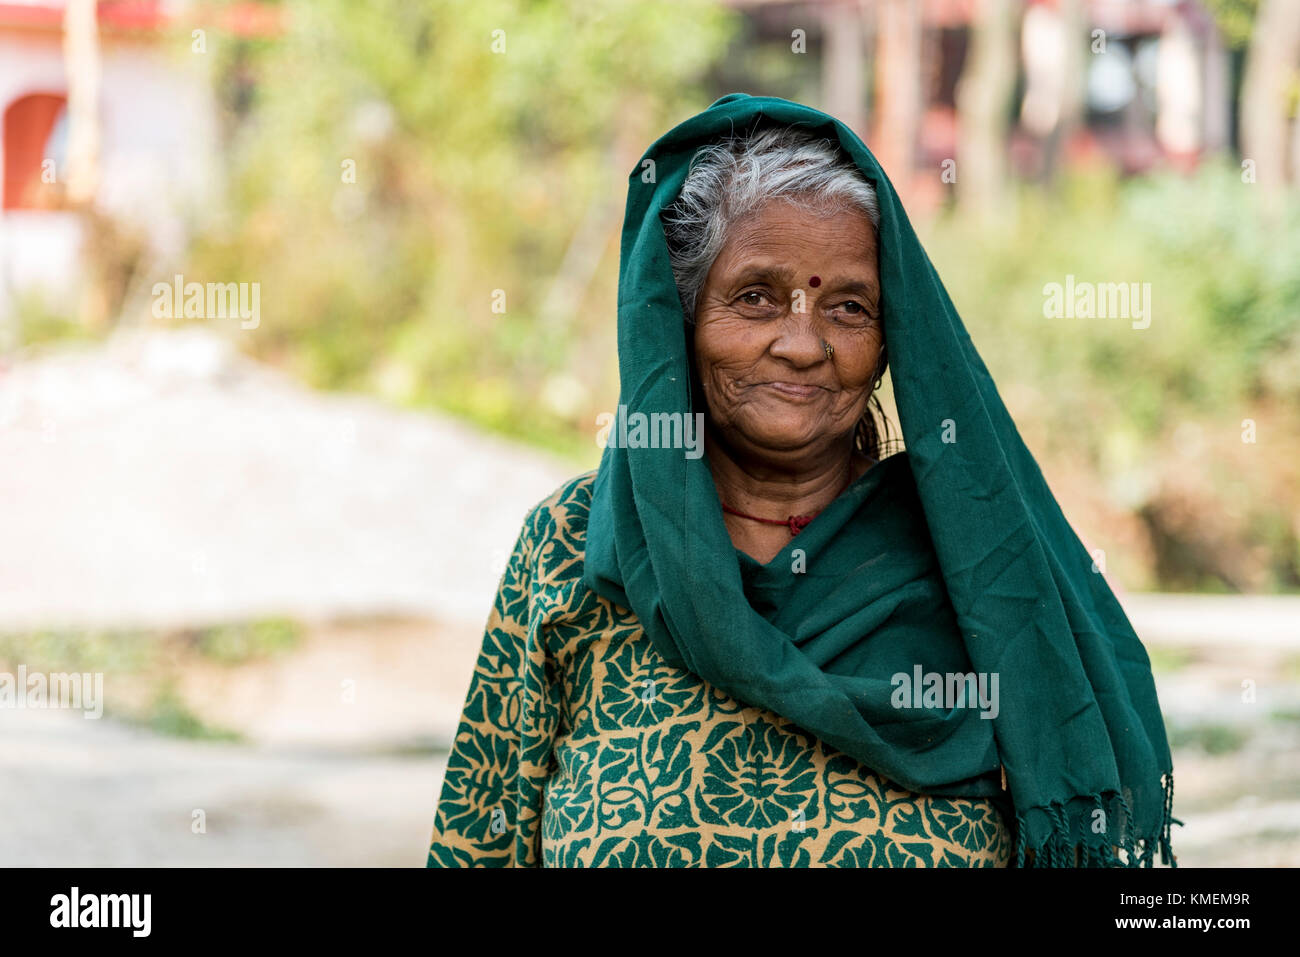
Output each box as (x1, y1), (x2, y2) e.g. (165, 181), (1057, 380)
(1167, 719), (1249, 755)
(1146, 645), (1198, 673)
(920, 163), (1300, 591)
(923, 162), (1300, 460)
(0, 620), (297, 739)
(195, 618), (302, 665)
(190, 0), (737, 460)
(1203, 0), (1259, 49)
(10, 292), (95, 349)
(1281, 653), (1300, 681)
(0, 628), (154, 674)
(144, 681), (242, 741)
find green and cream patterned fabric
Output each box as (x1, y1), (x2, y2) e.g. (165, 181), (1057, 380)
(427, 472), (1012, 868)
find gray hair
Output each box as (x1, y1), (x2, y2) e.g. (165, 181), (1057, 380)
(662, 126), (882, 322)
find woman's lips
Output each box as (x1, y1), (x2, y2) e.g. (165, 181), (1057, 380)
(760, 381), (826, 399)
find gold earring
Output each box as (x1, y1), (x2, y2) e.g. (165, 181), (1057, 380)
(823, 340), (834, 360)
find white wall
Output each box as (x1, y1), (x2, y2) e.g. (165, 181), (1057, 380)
(0, 27), (220, 325)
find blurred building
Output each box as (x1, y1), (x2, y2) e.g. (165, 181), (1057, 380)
(725, 0), (1234, 206)
(1016, 0), (1231, 175)
(0, 0), (273, 327)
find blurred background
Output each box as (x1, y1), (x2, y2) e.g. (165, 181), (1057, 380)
(1, 0), (1297, 867)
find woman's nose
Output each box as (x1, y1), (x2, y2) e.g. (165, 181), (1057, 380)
(768, 312), (825, 366)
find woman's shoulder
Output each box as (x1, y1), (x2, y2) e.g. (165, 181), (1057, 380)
(530, 468), (598, 513)
(522, 469), (598, 534)
(513, 469), (599, 582)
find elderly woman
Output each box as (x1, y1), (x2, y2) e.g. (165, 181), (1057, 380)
(427, 94), (1176, 868)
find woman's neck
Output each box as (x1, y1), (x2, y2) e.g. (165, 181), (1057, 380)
(707, 438), (872, 564)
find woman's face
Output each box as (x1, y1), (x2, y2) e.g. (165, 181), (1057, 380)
(692, 199), (883, 468)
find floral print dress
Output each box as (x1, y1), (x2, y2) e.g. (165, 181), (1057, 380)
(427, 472), (1012, 868)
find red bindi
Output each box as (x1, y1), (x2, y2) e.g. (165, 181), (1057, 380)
(808, 276), (821, 287)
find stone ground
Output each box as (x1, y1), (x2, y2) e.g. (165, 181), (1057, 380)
(1, 329), (1297, 866)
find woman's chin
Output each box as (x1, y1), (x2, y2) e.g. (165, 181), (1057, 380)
(731, 424), (829, 457)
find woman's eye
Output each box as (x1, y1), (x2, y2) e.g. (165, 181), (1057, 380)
(835, 300), (873, 318)
(734, 290), (778, 312)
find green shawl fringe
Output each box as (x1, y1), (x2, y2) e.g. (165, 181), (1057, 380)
(1012, 773), (1178, 868)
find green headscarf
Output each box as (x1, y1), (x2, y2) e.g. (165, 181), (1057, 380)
(583, 93), (1176, 867)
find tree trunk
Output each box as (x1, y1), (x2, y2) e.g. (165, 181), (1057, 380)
(956, 0), (1021, 219)
(63, 0), (100, 208)
(64, 0), (113, 329)
(1046, 0), (1086, 183)
(874, 0), (922, 197)
(1239, 0), (1300, 191)
(822, 0), (868, 140)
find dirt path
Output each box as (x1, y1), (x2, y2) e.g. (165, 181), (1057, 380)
(1, 706), (444, 867)
(0, 326), (578, 632)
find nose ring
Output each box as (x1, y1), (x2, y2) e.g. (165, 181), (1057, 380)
(823, 339), (834, 360)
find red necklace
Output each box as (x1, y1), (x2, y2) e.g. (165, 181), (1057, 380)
(720, 472), (854, 537)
